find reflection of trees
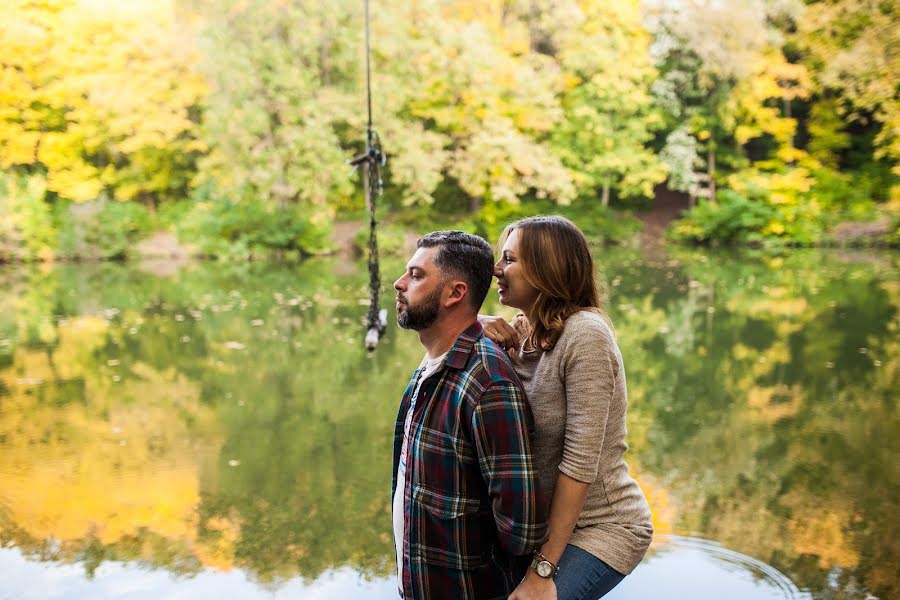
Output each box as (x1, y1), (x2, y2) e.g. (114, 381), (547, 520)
(193, 297), (420, 582)
(0, 316), (222, 577)
(1, 251), (895, 596)
(0, 259), (419, 583)
(609, 249), (898, 599)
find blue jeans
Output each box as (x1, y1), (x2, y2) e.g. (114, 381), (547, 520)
(554, 544), (626, 600)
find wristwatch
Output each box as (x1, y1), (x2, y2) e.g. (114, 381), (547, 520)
(530, 551), (558, 579)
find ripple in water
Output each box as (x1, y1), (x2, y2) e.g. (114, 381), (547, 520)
(608, 535), (810, 599)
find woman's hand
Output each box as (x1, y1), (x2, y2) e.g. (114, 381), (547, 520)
(479, 315), (520, 352)
(508, 570), (557, 600)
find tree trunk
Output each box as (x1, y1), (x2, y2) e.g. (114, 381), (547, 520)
(783, 95), (794, 158)
(527, 0), (540, 52)
(601, 174), (611, 208)
(707, 146), (716, 204)
(319, 30), (330, 84)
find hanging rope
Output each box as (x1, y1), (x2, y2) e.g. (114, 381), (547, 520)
(349, 0), (387, 350)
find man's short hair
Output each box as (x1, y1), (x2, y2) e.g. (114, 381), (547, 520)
(417, 231), (494, 312)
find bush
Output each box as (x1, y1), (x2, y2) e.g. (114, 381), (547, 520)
(53, 199), (153, 260)
(88, 201), (154, 259)
(178, 197), (332, 260)
(809, 168), (878, 225)
(669, 190), (778, 244)
(390, 195), (642, 247)
(351, 222), (408, 257)
(558, 203), (643, 245)
(0, 172), (56, 261)
(156, 199), (194, 231)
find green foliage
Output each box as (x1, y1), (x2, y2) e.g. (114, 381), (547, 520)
(392, 192), (642, 248)
(2, 0), (898, 255)
(155, 200), (195, 231)
(794, 0), (900, 174)
(87, 201), (154, 260)
(197, 0), (355, 215)
(1, 250), (896, 597)
(53, 199), (154, 260)
(178, 196), (331, 260)
(351, 222), (408, 257)
(552, 1), (665, 205)
(562, 204), (643, 244)
(0, 172), (56, 261)
(0, 0), (206, 203)
(807, 99), (852, 168)
(670, 190), (778, 244)
(809, 168), (877, 220)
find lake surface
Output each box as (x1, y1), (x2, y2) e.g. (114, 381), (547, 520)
(0, 246), (896, 599)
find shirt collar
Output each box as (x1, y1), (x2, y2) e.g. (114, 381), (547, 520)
(445, 320), (483, 370)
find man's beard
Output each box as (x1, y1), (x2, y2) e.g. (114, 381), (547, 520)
(397, 285), (443, 330)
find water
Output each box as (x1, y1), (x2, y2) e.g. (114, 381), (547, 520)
(0, 247), (896, 599)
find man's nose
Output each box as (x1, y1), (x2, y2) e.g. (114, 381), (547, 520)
(394, 276), (404, 291)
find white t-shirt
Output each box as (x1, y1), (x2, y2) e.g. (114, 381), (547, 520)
(393, 352), (447, 589)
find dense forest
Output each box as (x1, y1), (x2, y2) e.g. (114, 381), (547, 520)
(1, 0), (897, 260)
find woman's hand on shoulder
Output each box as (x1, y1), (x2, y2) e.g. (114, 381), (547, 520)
(479, 315), (520, 352)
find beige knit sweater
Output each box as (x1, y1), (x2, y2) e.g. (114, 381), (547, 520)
(514, 310), (652, 575)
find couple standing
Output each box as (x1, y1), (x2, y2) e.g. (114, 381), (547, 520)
(392, 216), (652, 600)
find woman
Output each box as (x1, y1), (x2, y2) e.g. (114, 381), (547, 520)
(481, 216), (652, 600)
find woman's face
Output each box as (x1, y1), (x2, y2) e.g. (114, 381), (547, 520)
(494, 228), (539, 313)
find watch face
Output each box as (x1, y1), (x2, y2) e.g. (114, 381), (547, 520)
(536, 561), (553, 578)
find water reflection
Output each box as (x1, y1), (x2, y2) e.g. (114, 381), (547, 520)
(0, 537), (810, 600)
(610, 536), (811, 600)
(0, 248), (896, 599)
(0, 548), (400, 600)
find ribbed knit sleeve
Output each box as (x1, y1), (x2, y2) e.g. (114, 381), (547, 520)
(557, 314), (619, 484)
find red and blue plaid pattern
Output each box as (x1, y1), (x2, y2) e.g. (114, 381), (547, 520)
(392, 321), (548, 599)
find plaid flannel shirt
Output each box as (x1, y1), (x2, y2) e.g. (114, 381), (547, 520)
(392, 321), (548, 600)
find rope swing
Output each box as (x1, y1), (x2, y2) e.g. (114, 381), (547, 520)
(349, 0), (387, 351)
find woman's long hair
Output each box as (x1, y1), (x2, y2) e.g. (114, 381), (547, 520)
(499, 216), (608, 351)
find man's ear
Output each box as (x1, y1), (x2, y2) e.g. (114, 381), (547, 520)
(444, 280), (469, 308)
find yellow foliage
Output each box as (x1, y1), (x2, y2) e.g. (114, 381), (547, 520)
(0, 315), (229, 568)
(788, 509), (859, 569)
(2, 468), (200, 545)
(747, 385), (802, 423)
(731, 342), (753, 361)
(633, 470), (675, 538)
(194, 514), (241, 572)
(727, 52), (812, 147)
(764, 220), (785, 235)
(0, 0), (206, 202)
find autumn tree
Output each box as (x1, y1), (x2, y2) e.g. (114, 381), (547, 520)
(0, 0), (206, 204)
(551, 0), (666, 206)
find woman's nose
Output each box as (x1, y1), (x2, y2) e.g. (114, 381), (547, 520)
(493, 263), (503, 277)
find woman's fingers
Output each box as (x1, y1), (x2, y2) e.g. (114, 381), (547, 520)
(496, 319), (519, 349)
(483, 317), (518, 351)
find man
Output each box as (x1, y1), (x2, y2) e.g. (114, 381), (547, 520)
(392, 231), (548, 600)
